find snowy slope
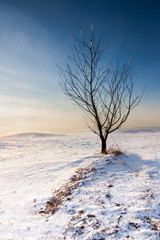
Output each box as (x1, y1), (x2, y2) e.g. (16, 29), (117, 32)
(0, 131), (159, 239)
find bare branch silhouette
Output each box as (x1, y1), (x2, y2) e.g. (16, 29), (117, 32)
(59, 27), (145, 153)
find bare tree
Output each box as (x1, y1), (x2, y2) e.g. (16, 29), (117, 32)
(60, 26), (144, 153)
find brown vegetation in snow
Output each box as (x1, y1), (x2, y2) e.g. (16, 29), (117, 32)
(39, 166), (95, 215)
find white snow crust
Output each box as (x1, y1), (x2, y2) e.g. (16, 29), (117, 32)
(0, 131), (159, 239)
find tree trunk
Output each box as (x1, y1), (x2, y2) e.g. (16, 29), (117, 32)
(101, 137), (107, 154)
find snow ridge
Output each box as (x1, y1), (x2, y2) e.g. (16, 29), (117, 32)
(42, 154), (160, 239)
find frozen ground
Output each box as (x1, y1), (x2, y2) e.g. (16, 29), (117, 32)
(0, 130), (159, 239)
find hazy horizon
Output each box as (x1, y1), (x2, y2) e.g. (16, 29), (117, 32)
(1, 126), (160, 138)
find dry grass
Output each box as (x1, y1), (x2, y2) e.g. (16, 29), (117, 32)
(107, 147), (125, 156)
(39, 166), (95, 215)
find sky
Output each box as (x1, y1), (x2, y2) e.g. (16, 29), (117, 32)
(0, 0), (160, 135)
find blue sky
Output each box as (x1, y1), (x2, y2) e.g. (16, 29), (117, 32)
(0, 0), (160, 135)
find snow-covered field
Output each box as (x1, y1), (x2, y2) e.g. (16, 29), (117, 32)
(0, 131), (159, 239)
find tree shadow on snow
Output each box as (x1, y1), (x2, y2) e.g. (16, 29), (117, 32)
(123, 153), (160, 177)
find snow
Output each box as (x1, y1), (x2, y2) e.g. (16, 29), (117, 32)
(0, 131), (159, 239)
